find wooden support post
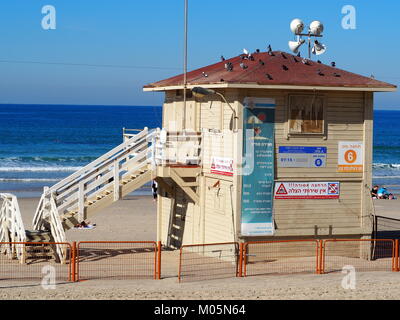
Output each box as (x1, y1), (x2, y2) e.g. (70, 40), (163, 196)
(113, 160), (120, 201)
(78, 182), (84, 222)
(170, 168), (199, 204)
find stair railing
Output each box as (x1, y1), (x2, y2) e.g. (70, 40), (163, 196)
(0, 193), (27, 263)
(33, 127), (158, 231)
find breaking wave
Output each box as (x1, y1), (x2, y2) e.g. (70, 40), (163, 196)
(0, 166), (82, 172)
(373, 163), (400, 169)
(0, 178), (60, 182)
(0, 156), (96, 163)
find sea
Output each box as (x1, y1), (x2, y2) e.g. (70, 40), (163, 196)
(0, 105), (399, 197)
(0, 104), (162, 197)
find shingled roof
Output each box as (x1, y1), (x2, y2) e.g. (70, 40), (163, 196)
(143, 51), (396, 92)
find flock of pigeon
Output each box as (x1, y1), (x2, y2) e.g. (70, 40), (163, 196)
(209, 45), (339, 80)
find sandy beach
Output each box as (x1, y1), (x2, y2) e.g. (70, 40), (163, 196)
(0, 195), (400, 300)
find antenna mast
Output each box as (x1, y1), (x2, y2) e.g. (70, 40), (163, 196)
(183, 0), (188, 129)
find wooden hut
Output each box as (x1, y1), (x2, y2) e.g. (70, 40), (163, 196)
(143, 50), (397, 248)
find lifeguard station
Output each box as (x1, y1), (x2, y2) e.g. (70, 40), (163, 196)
(0, 45), (397, 263)
(143, 48), (396, 250)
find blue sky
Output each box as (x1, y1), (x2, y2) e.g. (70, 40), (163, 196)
(0, 0), (398, 108)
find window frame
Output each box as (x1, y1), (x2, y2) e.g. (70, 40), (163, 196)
(286, 94), (327, 138)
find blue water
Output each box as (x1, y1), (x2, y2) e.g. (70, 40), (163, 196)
(0, 104), (162, 197)
(372, 110), (400, 192)
(0, 105), (399, 197)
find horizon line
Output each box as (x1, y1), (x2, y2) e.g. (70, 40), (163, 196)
(0, 103), (162, 107)
(0, 103), (399, 110)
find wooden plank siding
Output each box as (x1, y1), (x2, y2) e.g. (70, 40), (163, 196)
(204, 177), (236, 244)
(202, 131), (234, 175)
(236, 89), (370, 238)
(158, 89), (373, 246)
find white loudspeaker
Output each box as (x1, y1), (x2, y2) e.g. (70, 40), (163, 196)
(288, 39), (305, 53)
(312, 40), (327, 55)
(290, 19), (305, 34)
(309, 21), (324, 35)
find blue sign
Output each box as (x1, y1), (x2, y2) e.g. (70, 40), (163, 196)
(315, 158), (323, 167)
(279, 146), (327, 154)
(278, 146), (327, 168)
(241, 98), (275, 236)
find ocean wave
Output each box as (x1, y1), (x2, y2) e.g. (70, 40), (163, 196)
(373, 163), (400, 169)
(0, 166), (82, 172)
(0, 178), (60, 182)
(0, 156), (97, 163)
(373, 176), (400, 179)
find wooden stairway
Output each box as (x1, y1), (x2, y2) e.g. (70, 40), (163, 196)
(60, 169), (152, 231)
(32, 128), (157, 241)
(24, 230), (57, 262)
(25, 230), (52, 242)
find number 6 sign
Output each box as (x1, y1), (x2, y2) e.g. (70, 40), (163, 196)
(338, 141), (364, 172)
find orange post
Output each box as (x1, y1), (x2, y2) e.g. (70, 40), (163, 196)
(395, 240), (399, 272)
(178, 247), (183, 282)
(243, 243), (247, 277)
(318, 240), (324, 274)
(71, 241), (77, 282)
(157, 241), (162, 280)
(238, 242), (244, 277)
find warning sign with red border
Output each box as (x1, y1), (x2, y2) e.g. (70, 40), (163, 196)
(211, 157), (234, 176)
(274, 182), (340, 199)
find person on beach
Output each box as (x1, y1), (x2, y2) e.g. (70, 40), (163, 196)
(151, 179), (158, 201)
(371, 185), (379, 199)
(74, 220), (96, 229)
(378, 187), (389, 199)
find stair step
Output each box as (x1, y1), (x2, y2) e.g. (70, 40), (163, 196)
(62, 214), (80, 230)
(25, 243), (55, 260)
(25, 230), (52, 242)
(121, 179), (133, 185)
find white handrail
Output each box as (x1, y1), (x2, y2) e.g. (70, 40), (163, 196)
(49, 128), (152, 194)
(0, 193), (27, 263)
(33, 128), (158, 231)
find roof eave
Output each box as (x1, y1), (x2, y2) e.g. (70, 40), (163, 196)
(143, 83), (397, 93)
